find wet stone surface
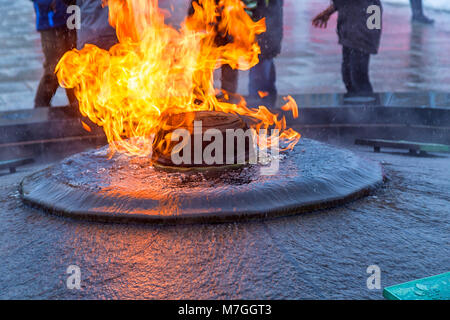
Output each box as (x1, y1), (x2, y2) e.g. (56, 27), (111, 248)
(0, 142), (448, 299)
(20, 139), (382, 222)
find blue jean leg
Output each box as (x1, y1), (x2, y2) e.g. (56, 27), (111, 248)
(248, 58), (277, 107)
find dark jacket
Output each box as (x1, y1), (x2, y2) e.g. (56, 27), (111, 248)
(251, 0), (284, 59)
(62, 0), (117, 50)
(32, 0), (70, 31)
(332, 0), (382, 54)
(75, 0), (118, 50)
(189, 0), (283, 59)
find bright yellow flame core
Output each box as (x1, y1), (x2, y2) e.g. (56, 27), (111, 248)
(56, 0), (300, 156)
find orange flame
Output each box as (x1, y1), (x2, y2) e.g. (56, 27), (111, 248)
(81, 120), (92, 132)
(56, 0), (300, 157)
(258, 91), (269, 98)
(281, 95), (299, 119)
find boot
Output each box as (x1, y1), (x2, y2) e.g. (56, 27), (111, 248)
(410, 0), (434, 24)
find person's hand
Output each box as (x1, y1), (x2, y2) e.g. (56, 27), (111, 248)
(312, 11), (331, 28)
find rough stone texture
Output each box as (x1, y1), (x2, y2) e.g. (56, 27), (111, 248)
(0, 0), (449, 300)
(0, 142), (448, 299)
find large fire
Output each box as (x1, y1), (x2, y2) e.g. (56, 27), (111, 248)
(56, 0), (300, 157)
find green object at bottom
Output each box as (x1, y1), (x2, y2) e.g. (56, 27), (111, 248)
(383, 272), (450, 300)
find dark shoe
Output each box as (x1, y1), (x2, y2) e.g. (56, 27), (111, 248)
(412, 14), (434, 24)
(343, 92), (376, 103)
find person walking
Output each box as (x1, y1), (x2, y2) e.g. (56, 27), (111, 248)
(410, 0), (434, 24)
(31, 0), (77, 107)
(312, 1), (382, 98)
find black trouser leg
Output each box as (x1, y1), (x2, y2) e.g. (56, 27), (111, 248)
(221, 64), (238, 94)
(342, 46), (354, 93)
(35, 75), (59, 107)
(35, 27), (77, 107)
(342, 46), (373, 95)
(410, 0), (434, 23)
(410, 0), (423, 18)
(248, 58), (277, 108)
(351, 48), (373, 94)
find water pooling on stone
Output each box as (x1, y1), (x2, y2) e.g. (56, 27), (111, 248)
(20, 139), (383, 223)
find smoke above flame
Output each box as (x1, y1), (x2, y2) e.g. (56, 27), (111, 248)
(56, 0), (300, 157)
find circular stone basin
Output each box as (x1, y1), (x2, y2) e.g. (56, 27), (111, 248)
(20, 139), (383, 224)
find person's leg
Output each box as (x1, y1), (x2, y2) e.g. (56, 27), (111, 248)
(350, 48), (373, 95)
(342, 46), (354, 94)
(248, 63), (262, 99)
(34, 29), (61, 107)
(266, 60), (277, 107)
(248, 58), (277, 107)
(410, 0), (434, 24)
(60, 28), (78, 106)
(221, 64), (238, 94)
